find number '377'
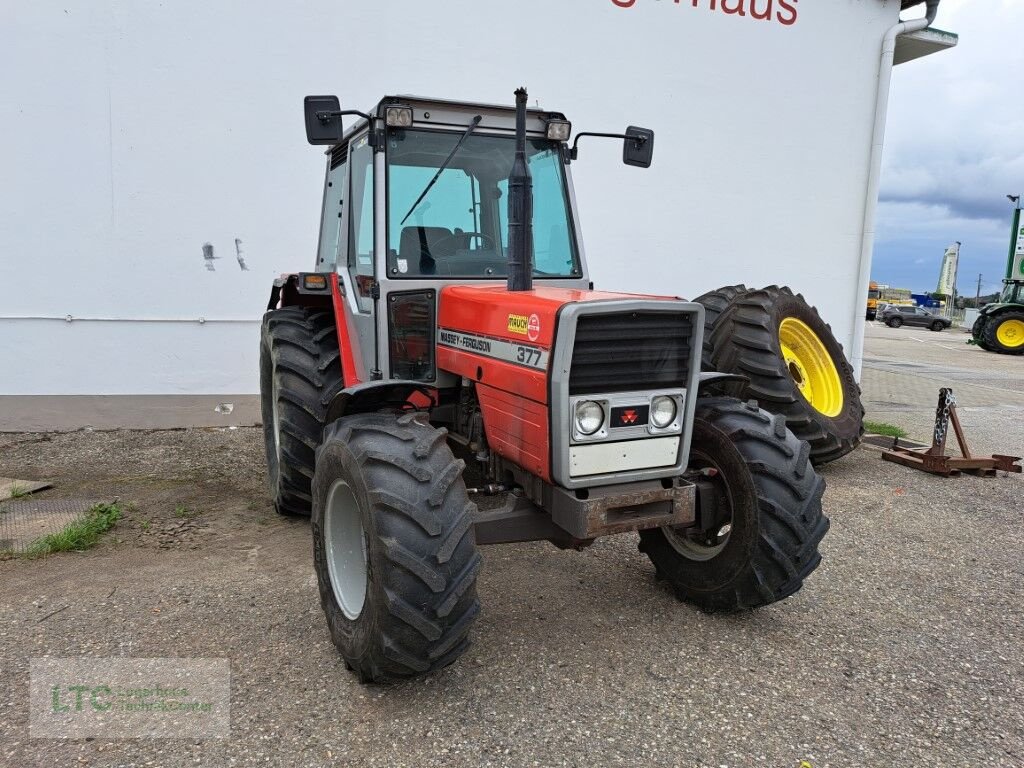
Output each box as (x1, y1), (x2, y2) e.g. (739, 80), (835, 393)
(516, 347), (542, 366)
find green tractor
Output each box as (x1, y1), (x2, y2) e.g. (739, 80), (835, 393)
(972, 205), (1024, 355)
(972, 280), (1024, 355)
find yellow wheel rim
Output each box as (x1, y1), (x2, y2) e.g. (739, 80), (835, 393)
(778, 318), (844, 418)
(996, 319), (1024, 348)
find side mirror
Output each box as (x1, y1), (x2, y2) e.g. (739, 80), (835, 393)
(623, 126), (655, 168)
(304, 95), (343, 145)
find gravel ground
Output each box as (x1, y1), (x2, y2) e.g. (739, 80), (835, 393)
(1, 421), (1022, 767)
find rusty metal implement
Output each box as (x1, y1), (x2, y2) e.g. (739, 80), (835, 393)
(881, 388), (1022, 477)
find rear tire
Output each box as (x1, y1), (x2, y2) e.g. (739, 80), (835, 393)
(639, 398), (828, 611)
(312, 412), (481, 683)
(982, 311), (1024, 354)
(708, 286), (864, 466)
(260, 307), (345, 516)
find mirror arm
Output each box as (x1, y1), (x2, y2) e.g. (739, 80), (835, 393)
(315, 110), (378, 147)
(316, 109), (373, 123)
(569, 131), (647, 160)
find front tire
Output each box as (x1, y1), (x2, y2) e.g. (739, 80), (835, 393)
(930, 321), (945, 332)
(972, 316), (994, 350)
(889, 317), (903, 328)
(312, 412), (481, 683)
(639, 398), (828, 611)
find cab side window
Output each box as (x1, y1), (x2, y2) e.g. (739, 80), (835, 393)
(348, 136), (374, 311)
(317, 148), (347, 270)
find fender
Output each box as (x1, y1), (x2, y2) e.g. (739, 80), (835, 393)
(266, 273), (334, 311)
(696, 372), (749, 397)
(980, 303), (1019, 319)
(325, 381), (438, 425)
(267, 272), (363, 389)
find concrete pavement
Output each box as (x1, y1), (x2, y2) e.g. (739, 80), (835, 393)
(860, 321), (1024, 458)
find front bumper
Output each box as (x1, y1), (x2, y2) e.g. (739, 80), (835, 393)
(547, 478), (696, 539)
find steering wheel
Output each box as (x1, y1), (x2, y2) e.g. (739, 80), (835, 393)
(433, 231), (496, 254)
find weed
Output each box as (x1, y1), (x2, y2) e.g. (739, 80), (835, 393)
(864, 420), (908, 439)
(174, 504), (200, 519)
(8, 484), (30, 500)
(23, 502), (122, 558)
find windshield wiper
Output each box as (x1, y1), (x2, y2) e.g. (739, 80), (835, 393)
(400, 115), (482, 226)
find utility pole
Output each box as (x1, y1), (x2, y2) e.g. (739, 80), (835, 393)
(948, 241), (962, 317)
(975, 273), (983, 308)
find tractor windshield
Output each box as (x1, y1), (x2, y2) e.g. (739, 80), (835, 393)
(999, 283), (1020, 303)
(386, 129), (579, 279)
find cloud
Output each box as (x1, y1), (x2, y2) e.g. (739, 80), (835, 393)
(881, 0), (1024, 222)
(874, 0), (1022, 289)
(873, 200), (1011, 293)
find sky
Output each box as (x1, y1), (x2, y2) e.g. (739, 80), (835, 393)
(875, 0), (1024, 297)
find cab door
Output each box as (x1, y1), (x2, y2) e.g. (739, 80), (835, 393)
(339, 131), (379, 380)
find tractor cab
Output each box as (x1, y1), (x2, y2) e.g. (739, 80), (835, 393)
(997, 281), (1024, 305)
(300, 94), (651, 384)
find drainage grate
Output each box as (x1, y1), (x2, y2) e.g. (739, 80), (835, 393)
(0, 499), (101, 554)
(0, 477), (52, 500)
(862, 435), (928, 451)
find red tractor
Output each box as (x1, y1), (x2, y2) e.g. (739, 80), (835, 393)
(261, 89), (844, 683)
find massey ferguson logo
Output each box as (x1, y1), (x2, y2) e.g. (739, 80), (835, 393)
(610, 404), (650, 428)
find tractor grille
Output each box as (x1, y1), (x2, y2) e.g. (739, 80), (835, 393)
(569, 311), (692, 395)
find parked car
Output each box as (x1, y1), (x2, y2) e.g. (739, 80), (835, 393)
(880, 305), (952, 332)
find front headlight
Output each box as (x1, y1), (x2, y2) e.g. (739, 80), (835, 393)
(650, 396), (677, 429)
(575, 401), (605, 436)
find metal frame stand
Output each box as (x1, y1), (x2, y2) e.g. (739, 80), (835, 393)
(881, 388), (1022, 477)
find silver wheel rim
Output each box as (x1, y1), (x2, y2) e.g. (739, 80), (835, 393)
(663, 453), (733, 561)
(663, 521), (731, 561)
(324, 479), (368, 620)
(271, 383), (281, 468)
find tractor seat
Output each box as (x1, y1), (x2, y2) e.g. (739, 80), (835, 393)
(398, 226), (455, 276)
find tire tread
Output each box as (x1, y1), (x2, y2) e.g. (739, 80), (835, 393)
(313, 413), (480, 683)
(639, 397), (829, 612)
(260, 306), (344, 516)
(708, 286), (864, 465)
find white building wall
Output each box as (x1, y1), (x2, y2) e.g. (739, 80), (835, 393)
(0, 0), (900, 397)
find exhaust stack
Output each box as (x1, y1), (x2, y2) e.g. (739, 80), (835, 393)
(506, 87), (534, 292)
